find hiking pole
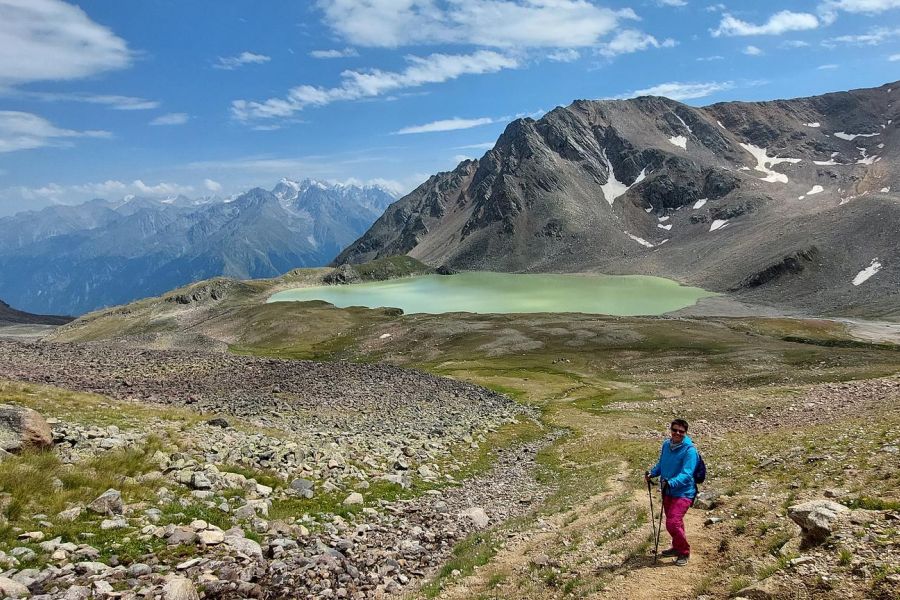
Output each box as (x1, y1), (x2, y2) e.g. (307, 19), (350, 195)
(654, 480), (667, 563)
(646, 474), (658, 562)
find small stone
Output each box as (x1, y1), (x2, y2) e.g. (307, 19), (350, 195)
(57, 506), (82, 521)
(128, 563), (152, 577)
(461, 507), (489, 528)
(190, 472), (212, 490)
(198, 529), (224, 545)
(88, 489), (123, 515)
(63, 586), (91, 600)
(176, 557), (202, 570)
(0, 576), (31, 598)
(100, 517), (128, 530)
(343, 492), (364, 506)
(162, 576), (200, 600)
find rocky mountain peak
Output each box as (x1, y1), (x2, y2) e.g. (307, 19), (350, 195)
(335, 80), (899, 316)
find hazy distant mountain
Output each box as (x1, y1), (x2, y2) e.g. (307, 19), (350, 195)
(0, 180), (396, 315)
(336, 81), (899, 317)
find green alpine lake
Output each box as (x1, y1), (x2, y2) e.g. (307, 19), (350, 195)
(267, 272), (716, 316)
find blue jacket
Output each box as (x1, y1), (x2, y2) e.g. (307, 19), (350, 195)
(649, 435), (699, 499)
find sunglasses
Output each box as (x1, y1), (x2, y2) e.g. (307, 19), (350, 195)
(670, 428), (686, 434)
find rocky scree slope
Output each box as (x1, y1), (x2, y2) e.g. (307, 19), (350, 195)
(336, 81), (899, 317)
(0, 343), (546, 599)
(0, 180), (395, 317)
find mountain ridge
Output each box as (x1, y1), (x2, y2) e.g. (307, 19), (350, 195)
(0, 180), (397, 315)
(335, 81), (899, 317)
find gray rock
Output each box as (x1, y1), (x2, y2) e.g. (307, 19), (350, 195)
(461, 507), (489, 528)
(0, 404), (53, 452)
(88, 489), (123, 515)
(343, 492), (364, 506)
(190, 472), (212, 490)
(224, 535), (263, 560)
(162, 576), (200, 600)
(63, 586), (91, 600)
(128, 563), (152, 577)
(0, 575), (31, 598)
(788, 500), (849, 544)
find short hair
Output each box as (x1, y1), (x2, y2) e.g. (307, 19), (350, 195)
(671, 418), (689, 431)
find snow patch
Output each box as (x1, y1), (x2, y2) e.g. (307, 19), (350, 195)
(379, 333), (392, 339)
(644, 207), (653, 213)
(658, 215), (670, 222)
(804, 122), (820, 128)
(807, 185), (824, 195)
(626, 233), (654, 248)
(856, 147), (877, 165)
(881, 187), (891, 193)
(834, 131), (879, 141)
(657, 223), (672, 231)
(709, 219), (729, 232)
(672, 112), (693, 134)
(658, 239), (670, 245)
(739, 143), (801, 183)
(717, 120), (725, 129)
(693, 198), (707, 209)
(852, 259), (882, 286)
(877, 143), (884, 149)
(600, 150), (645, 205)
(668, 135), (687, 149)
(306, 235), (318, 247)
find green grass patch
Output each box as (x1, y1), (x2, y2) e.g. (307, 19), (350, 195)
(420, 531), (498, 598)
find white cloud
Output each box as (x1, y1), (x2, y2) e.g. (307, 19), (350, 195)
(597, 30), (677, 57)
(819, 1), (900, 24)
(696, 55), (725, 61)
(453, 154), (475, 164)
(613, 81), (735, 101)
(780, 40), (811, 48)
(0, 110), (110, 153)
(19, 92), (159, 110)
(232, 50), (520, 120)
(214, 51), (271, 70)
(817, 63), (839, 69)
(309, 48), (359, 59)
(394, 117), (495, 135)
(823, 27), (900, 46)
(315, 0), (639, 49)
(149, 113), (190, 126)
(706, 3), (726, 11)
(0, 0), (131, 86)
(203, 178), (222, 192)
(712, 11), (819, 37)
(548, 49), (581, 62)
(658, 0), (687, 6)
(4, 179), (194, 207)
(455, 142), (497, 150)
(744, 45), (764, 55)
(890, 53), (900, 60)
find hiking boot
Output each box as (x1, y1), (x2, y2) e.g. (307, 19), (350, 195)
(659, 548), (679, 557)
(674, 555), (689, 566)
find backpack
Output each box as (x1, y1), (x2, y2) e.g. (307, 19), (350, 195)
(693, 451), (707, 484)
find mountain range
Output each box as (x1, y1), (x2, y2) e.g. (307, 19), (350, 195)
(336, 81), (899, 317)
(0, 180), (396, 315)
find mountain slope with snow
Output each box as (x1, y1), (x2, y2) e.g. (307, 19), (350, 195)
(335, 81), (899, 317)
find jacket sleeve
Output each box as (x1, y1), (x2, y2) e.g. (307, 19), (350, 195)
(648, 442), (665, 478)
(667, 446), (698, 491)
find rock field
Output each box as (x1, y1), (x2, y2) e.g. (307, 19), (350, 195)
(0, 340), (550, 599)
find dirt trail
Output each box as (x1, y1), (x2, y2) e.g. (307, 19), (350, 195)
(592, 490), (717, 600)
(431, 459), (722, 600)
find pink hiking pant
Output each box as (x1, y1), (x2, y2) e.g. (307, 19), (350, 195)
(662, 495), (692, 556)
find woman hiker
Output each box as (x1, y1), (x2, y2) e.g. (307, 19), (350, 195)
(644, 418), (699, 566)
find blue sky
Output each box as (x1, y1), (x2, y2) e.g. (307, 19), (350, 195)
(0, 0), (898, 215)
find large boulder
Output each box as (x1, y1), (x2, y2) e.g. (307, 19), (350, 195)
(0, 404), (53, 452)
(788, 500), (849, 544)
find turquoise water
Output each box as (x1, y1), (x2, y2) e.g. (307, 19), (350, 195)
(267, 272), (716, 316)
